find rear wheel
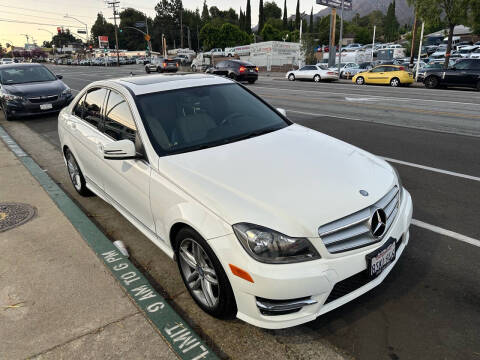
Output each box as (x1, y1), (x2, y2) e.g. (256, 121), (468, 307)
(390, 77), (400, 87)
(356, 76), (365, 85)
(229, 73), (237, 81)
(145, 67), (150, 74)
(313, 74), (321, 82)
(65, 148), (92, 197)
(288, 73), (295, 81)
(175, 227), (237, 319)
(248, 79), (256, 84)
(192, 65), (197, 72)
(424, 75), (439, 89)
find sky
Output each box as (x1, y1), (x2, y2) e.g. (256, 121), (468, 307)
(0, 0), (326, 48)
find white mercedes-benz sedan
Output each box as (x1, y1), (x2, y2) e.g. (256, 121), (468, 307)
(58, 74), (412, 329)
(286, 65), (339, 82)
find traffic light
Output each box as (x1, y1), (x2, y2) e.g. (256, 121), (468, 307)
(119, 29), (123, 33)
(57, 27), (62, 35)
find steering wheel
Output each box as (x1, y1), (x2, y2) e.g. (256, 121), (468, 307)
(220, 112), (244, 126)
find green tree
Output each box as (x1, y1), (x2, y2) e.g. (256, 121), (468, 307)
(383, 1), (399, 42)
(246, 0), (252, 33)
(295, 0), (300, 30)
(91, 13), (116, 48)
(409, 0), (471, 68)
(153, 0), (183, 49)
(258, 0), (265, 33)
(309, 7), (313, 33)
(302, 34), (316, 64)
(470, 0), (480, 34)
(200, 22), (251, 49)
(260, 23), (282, 40)
(201, 0), (210, 23)
(52, 29), (80, 48)
(283, 0), (288, 29)
(119, 8), (152, 51)
(264, 1), (282, 19)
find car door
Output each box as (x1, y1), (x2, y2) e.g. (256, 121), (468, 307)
(365, 66), (385, 84)
(449, 60), (477, 86)
(296, 66), (310, 79)
(69, 87), (108, 193)
(97, 89), (155, 234)
(213, 61), (228, 76)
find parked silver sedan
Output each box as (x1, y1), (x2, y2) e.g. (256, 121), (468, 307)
(286, 65), (338, 82)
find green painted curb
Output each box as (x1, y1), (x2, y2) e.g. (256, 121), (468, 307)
(0, 126), (219, 360)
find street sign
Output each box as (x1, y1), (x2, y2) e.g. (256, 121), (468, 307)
(144, 34), (151, 41)
(135, 22), (146, 28)
(316, 0), (352, 10)
(98, 36), (109, 48)
(77, 29), (86, 34)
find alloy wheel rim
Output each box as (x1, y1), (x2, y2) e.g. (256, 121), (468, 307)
(66, 153), (82, 191)
(391, 79), (399, 87)
(179, 238), (219, 309)
(357, 77), (363, 84)
(314, 76), (320, 82)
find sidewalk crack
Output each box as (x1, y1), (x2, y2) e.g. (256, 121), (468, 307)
(24, 311), (140, 359)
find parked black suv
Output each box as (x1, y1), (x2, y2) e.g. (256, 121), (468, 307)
(206, 60), (258, 83)
(423, 59), (480, 90)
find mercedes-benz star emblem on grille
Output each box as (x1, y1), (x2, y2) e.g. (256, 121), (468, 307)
(370, 209), (387, 238)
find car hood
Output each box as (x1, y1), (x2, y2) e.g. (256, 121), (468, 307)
(158, 124), (396, 238)
(4, 80), (66, 98)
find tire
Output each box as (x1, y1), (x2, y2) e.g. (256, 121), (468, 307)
(228, 54), (232, 57)
(288, 73), (295, 81)
(356, 76), (365, 85)
(229, 73), (237, 81)
(145, 67), (150, 74)
(192, 65), (197, 72)
(424, 75), (439, 89)
(64, 148), (93, 197)
(476, 80), (480, 91)
(248, 79), (256, 84)
(157, 67), (162, 73)
(175, 227), (237, 319)
(2, 103), (13, 121)
(313, 74), (321, 82)
(390, 77), (400, 87)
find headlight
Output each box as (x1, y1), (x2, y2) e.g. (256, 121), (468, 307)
(392, 166), (404, 200)
(233, 223), (321, 264)
(3, 93), (24, 102)
(62, 87), (72, 96)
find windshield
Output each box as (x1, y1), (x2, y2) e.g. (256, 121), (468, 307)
(0, 65), (57, 85)
(136, 83), (290, 156)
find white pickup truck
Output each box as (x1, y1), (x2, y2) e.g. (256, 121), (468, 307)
(191, 53), (211, 72)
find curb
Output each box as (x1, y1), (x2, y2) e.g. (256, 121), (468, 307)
(0, 125), (219, 360)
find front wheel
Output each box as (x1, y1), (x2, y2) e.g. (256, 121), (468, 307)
(175, 227), (237, 319)
(192, 65), (197, 72)
(1, 103), (13, 121)
(356, 76), (365, 85)
(65, 148), (92, 196)
(313, 74), (321, 82)
(145, 67), (150, 73)
(288, 73), (295, 81)
(424, 75), (439, 89)
(390, 77), (400, 87)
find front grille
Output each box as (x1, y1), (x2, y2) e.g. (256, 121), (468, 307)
(29, 95), (58, 103)
(318, 186), (400, 253)
(324, 235), (403, 305)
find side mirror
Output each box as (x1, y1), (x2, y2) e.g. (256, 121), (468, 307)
(103, 139), (137, 160)
(276, 108), (287, 117)
(56, 74), (63, 79)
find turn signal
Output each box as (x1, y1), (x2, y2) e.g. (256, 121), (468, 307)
(163, 62), (167, 67)
(229, 264), (254, 283)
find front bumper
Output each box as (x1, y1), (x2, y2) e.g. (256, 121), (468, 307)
(208, 189), (413, 329)
(4, 95), (73, 117)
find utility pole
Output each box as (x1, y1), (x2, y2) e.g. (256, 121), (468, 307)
(328, 8), (336, 67)
(371, 25), (376, 62)
(415, 22), (425, 82)
(337, 0), (345, 78)
(107, 0), (120, 66)
(180, 7), (184, 49)
(187, 26), (191, 49)
(197, 25), (200, 50)
(409, 10), (418, 68)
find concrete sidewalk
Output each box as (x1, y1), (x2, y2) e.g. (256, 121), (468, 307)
(0, 134), (178, 358)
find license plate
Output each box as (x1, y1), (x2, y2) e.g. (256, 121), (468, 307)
(366, 237), (396, 278)
(249, 69), (254, 72)
(40, 103), (53, 110)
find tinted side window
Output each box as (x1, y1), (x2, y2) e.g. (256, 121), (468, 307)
(470, 60), (480, 70)
(371, 67), (384, 73)
(83, 88), (107, 129)
(104, 91), (136, 142)
(216, 61), (227, 68)
(73, 93), (86, 118)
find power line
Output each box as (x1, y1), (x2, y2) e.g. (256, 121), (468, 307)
(0, 18), (80, 27)
(0, 4), (90, 18)
(0, 10), (78, 23)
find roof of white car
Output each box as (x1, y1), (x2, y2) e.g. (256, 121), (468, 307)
(108, 73), (233, 95)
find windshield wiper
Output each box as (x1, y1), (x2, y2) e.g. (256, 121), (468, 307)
(222, 126), (281, 144)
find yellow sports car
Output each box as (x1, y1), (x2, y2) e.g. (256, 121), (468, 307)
(352, 65), (414, 87)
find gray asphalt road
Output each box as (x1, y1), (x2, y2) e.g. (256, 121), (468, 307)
(2, 64), (479, 360)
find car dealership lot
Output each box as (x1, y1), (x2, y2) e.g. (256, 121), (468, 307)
(1, 64), (479, 360)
